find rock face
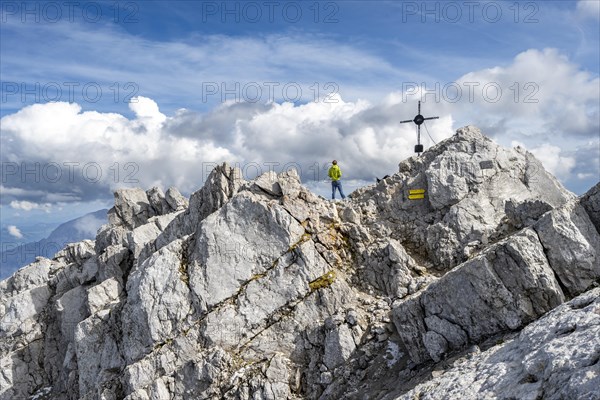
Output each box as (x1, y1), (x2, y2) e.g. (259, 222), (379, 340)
(387, 288), (600, 400)
(1, 126), (598, 400)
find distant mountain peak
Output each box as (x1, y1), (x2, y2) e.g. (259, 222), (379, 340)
(0, 209), (108, 280)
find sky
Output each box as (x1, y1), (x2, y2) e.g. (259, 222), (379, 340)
(0, 0), (599, 246)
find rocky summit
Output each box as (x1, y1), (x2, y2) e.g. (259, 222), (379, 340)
(1, 126), (599, 400)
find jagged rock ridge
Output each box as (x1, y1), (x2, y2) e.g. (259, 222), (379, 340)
(1, 126), (598, 400)
(0, 209), (108, 280)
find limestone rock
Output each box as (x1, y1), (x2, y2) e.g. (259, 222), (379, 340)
(108, 188), (156, 230)
(392, 228), (565, 364)
(122, 239), (193, 363)
(534, 200), (600, 297)
(187, 162), (244, 224)
(359, 239), (427, 299)
(248, 170), (283, 196)
(86, 277), (122, 315)
(352, 125), (574, 271)
(0, 258), (57, 294)
(505, 198), (553, 228)
(54, 240), (95, 266)
(146, 186), (170, 215)
(1, 127), (598, 400)
(154, 162), (244, 250)
(389, 288), (600, 400)
(581, 182), (600, 233)
(323, 317), (357, 369)
(165, 187), (188, 211)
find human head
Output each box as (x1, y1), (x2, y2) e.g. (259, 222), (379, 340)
(332, 160), (337, 165)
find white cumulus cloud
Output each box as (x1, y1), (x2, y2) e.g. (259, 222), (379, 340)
(7, 225), (23, 239)
(1, 49), (598, 205)
(448, 48), (600, 139)
(511, 139), (577, 180)
(0, 93), (455, 203)
(577, 0), (600, 19)
(73, 214), (106, 237)
(529, 144), (577, 181)
(9, 200), (51, 212)
(1, 96), (234, 198)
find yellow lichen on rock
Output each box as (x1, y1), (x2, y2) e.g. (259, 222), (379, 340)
(309, 270), (337, 291)
(290, 232), (312, 251)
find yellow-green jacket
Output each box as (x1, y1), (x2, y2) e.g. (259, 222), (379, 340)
(328, 165), (342, 181)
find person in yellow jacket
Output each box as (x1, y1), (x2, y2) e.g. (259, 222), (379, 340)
(328, 160), (346, 200)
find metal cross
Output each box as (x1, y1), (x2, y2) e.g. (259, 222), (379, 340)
(400, 101), (439, 154)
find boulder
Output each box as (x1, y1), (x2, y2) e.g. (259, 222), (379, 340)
(392, 229), (564, 364)
(108, 188), (155, 230)
(580, 182), (600, 233)
(390, 289), (600, 400)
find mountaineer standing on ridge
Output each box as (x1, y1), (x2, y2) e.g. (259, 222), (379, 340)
(328, 160), (346, 200)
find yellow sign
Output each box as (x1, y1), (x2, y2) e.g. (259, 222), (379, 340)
(408, 189), (426, 200)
